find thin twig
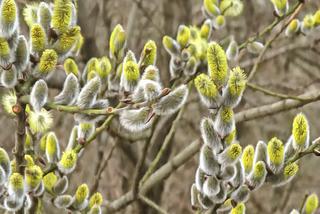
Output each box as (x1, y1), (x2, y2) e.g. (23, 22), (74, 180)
(139, 195), (169, 214)
(299, 193), (309, 213)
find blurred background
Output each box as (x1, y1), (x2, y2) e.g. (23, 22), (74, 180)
(1, 0), (320, 213)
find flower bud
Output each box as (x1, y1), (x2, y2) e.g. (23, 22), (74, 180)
(247, 41), (264, 55)
(30, 79), (48, 112)
(212, 182), (227, 203)
(218, 143), (242, 166)
(224, 129), (236, 146)
(25, 165), (43, 191)
(14, 36), (29, 73)
(1, 66), (17, 88)
(54, 194), (74, 209)
(270, 0), (288, 16)
(304, 193), (318, 214)
(184, 56), (198, 76)
(43, 172), (58, 194)
(241, 145), (254, 174)
(223, 67), (246, 107)
(37, 2), (52, 31)
(215, 106), (235, 137)
(285, 19), (300, 37)
(38, 49), (58, 74)
(194, 73), (220, 108)
(1, 91), (16, 115)
(195, 167), (206, 192)
(98, 56), (112, 78)
(109, 24), (126, 60)
(73, 183), (89, 210)
(53, 175), (68, 195)
(213, 15), (225, 30)
(141, 65), (160, 82)
(53, 26), (81, 54)
(199, 145), (219, 176)
(177, 25), (190, 48)
(139, 40), (157, 69)
(0, 37), (11, 66)
(231, 185), (250, 203)
(28, 109), (53, 134)
(203, 0), (220, 17)
(216, 199), (232, 213)
(254, 140), (268, 164)
(0, 147), (11, 179)
(314, 10), (320, 27)
(200, 19), (212, 40)
(82, 57), (99, 81)
(154, 84), (188, 115)
(230, 202), (245, 214)
(226, 39), (239, 60)
(46, 132), (61, 163)
(268, 162), (298, 186)
(231, 161), (245, 187)
(23, 4), (38, 27)
(30, 24), (46, 54)
(120, 60), (140, 92)
(119, 107), (152, 132)
(58, 150), (77, 174)
(247, 161), (267, 190)
(198, 192), (214, 209)
(292, 113), (309, 150)
(290, 209), (300, 214)
(64, 58), (79, 77)
(54, 73), (79, 105)
(203, 175), (220, 197)
(51, 0), (73, 33)
(190, 183), (199, 208)
(207, 42), (228, 87)
(162, 35), (180, 56)
(267, 137), (284, 173)
(200, 117), (222, 153)
(219, 165), (236, 181)
(142, 80), (161, 102)
(0, 0), (18, 38)
(89, 192), (103, 209)
(66, 125), (78, 151)
(220, 0), (243, 17)
(8, 172), (25, 199)
(89, 205), (102, 214)
(77, 77), (101, 108)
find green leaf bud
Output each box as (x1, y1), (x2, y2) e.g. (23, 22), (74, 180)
(109, 24), (126, 60)
(195, 167), (206, 192)
(14, 36), (29, 73)
(215, 106), (235, 137)
(8, 172), (25, 199)
(203, 175), (220, 196)
(89, 192), (103, 209)
(199, 144), (219, 175)
(207, 42), (228, 87)
(28, 109), (53, 134)
(139, 40), (157, 69)
(0, 0), (18, 38)
(213, 15), (225, 29)
(38, 49), (58, 74)
(25, 165), (43, 191)
(301, 14), (315, 35)
(0, 147), (11, 178)
(267, 137), (284, 173)
(230, 202), (245, 214)
(314, 10), (320, 26)
(121, 60), (140, 92)
(194, 73), (220, 108)
(43, 172), (58, 194)
(223, 66), (247, 107)
(292, 113), (309, 150)
(98, 56), (112, 78)
(58, 150), (77, 174)
(37, 2), (52, 30)
(0, 37), (11, 66)
(285, 19), (300, 37)
(54, 194), (74, 209)
(1, 66), (17, 88)
(177, 25), (190, 48)
(1, 91), (17, 115)
(30, 79), (48, 112)
(51, 0), (73, 33)
(162, 35), (180, 56)
(23, 4), (38, 27)
(73, 183), (89, 210)
(153, 84), (188, 115)
(226, 39), (239, 60)
(305, 193), (319, 214)
(64, 58), (79, 77)
(77, 76), (101, 108)
(231, 185), (250, 203)
(247, 41), (265, 55)
(241, 145), (254, 174)
(30, 24), (46, 54)
(220, 0), (244, 17)
(24, 154), (34, 167)
(46, 132), (61, 163)
(218, 143), (242, 166)
(53, 175), (68, 195)
(200, 19), (212, 40)
(200, 117), (222, 153)
(119, 107), (152, 132)
(254, 140), (268, 164)
(203, 0), (220, 17)
(270, 0), (288, 16)
(247, 161), (267, 190)
(54, 73), (79, 105)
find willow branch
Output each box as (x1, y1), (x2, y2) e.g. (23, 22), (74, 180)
(138, 195), (169, 214)
(286, 137), (320, 164)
